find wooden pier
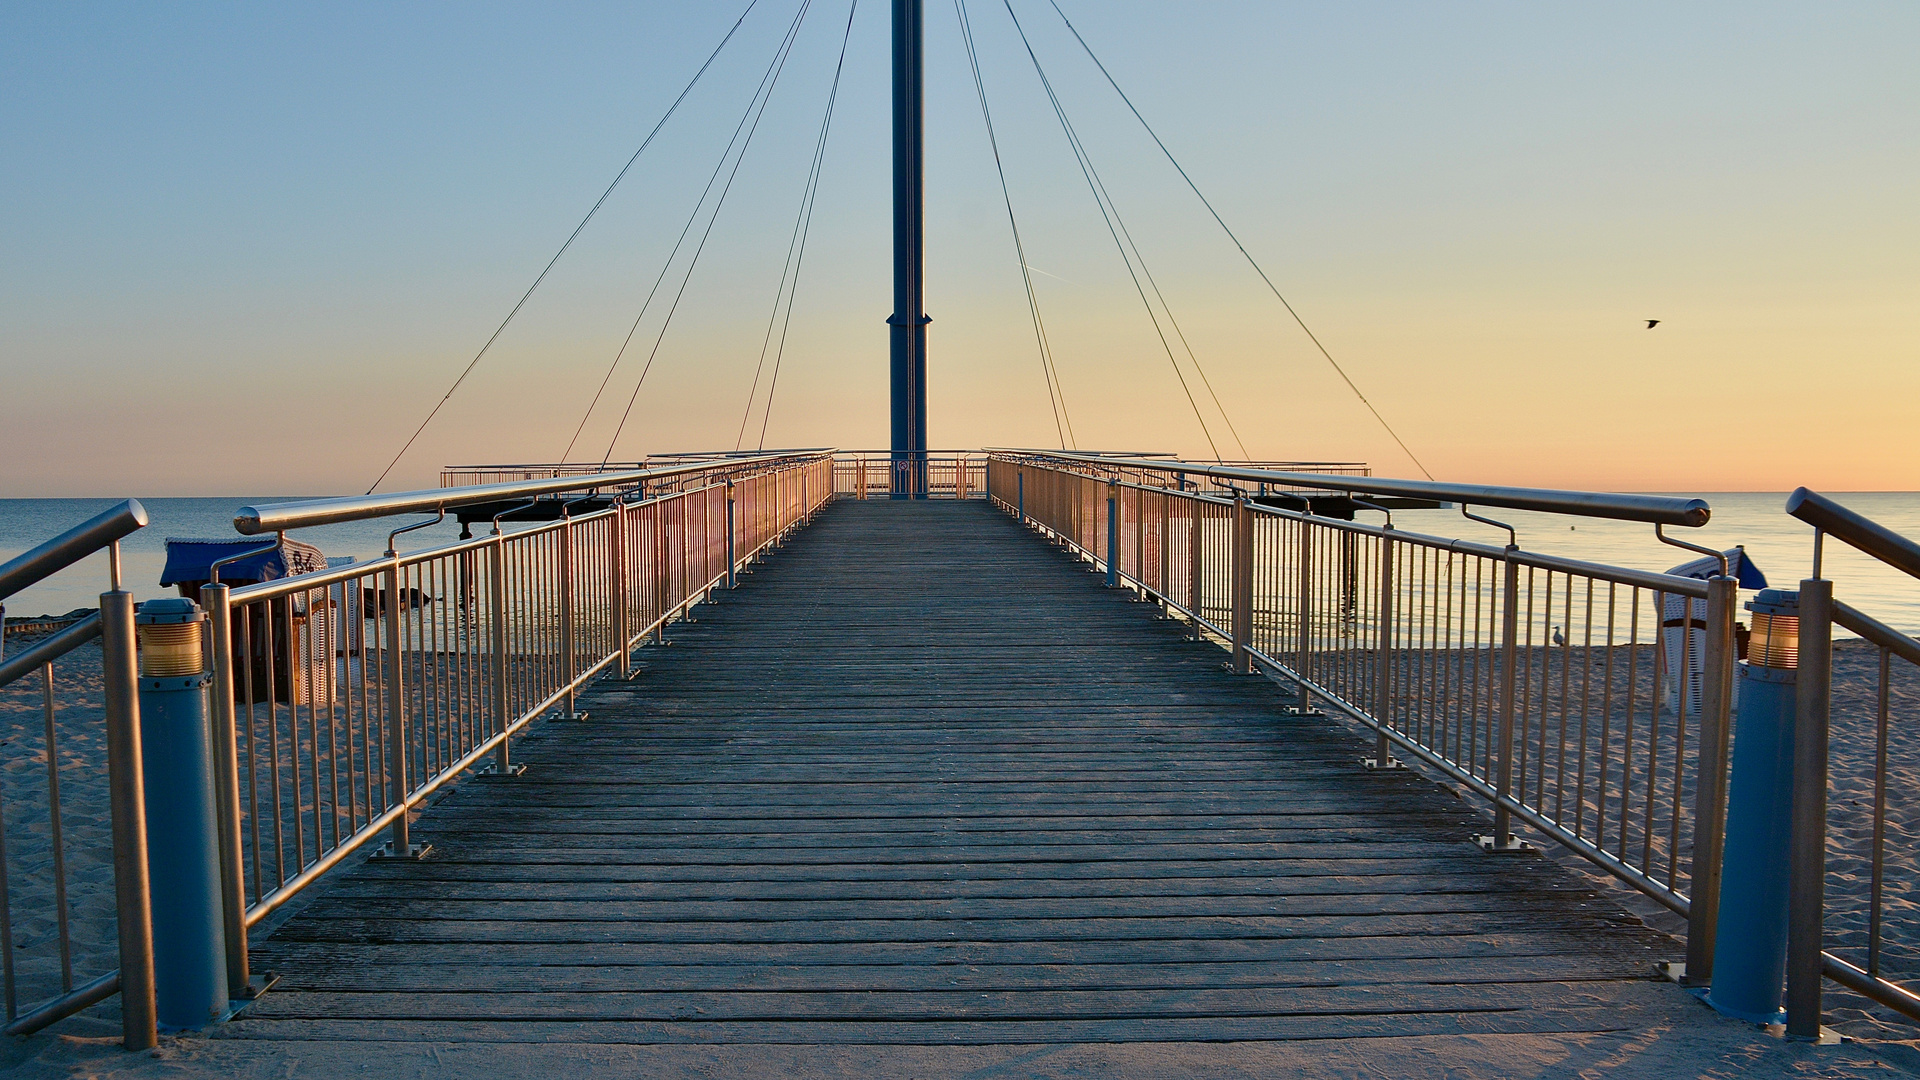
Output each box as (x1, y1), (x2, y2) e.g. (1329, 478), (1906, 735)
(233, 499), (1685, 1046)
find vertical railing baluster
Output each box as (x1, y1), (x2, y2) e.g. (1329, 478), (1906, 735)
(1188, 495), (1204, 640)
(1371, 531), (1397, 768)
(1296, 519), (1314, 713)
(1683, 574), (1737, 985)
(1487, 550), (1523, 851)
(101, 586), (158, 1048)
(41, 664), (73, 993)
(1869, 646), (1891, 977)
(202, 583), (252, 998)
(1106, 480), (1120, 588)
(1786, 575), (1833, 1039)
(380, 557), (417, 859)
(1231, 492), (1253, 674)
(559, 514), (580, 718)
(612, 501), (631, 678)
(489, 533), (515, 772)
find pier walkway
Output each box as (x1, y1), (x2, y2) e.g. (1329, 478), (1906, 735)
(222, 498), (1691, 1048)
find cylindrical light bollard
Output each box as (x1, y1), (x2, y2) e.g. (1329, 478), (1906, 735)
(134, 596), (229, 1029)
(1106, 482), (1120, 588)
(1707, 587), (1801, 1024)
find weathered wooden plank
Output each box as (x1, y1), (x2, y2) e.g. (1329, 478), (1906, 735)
(313, 871), (1572, 902)
(240, 979), (1659, 1022)
(255, 956), (1658, 994)
(252, 933), (1654, 971)
(264, 910), (1645, 947)
(215, 999), (1671, 1045)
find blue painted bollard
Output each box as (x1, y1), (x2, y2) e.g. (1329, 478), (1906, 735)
(135, 597), (229, 1029)
(1706, 588), (1800, 1024)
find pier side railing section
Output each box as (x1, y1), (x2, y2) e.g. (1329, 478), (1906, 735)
(0, 502), (158, 1047)
(1779, 489), (1920, 1033)
(206, 453), (832, 1010)
(988, 453), (1742, 988)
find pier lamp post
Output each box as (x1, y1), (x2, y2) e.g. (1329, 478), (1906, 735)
(134, 597), (229, 1028)
(1706, 588), (1800, 1024)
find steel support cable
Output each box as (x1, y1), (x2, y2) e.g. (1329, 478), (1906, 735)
(602, 0), (815, 465)
(957, 0), (1073, 451)
(568, 0), (814, 462)
(1008, 9), (1238, 458)
(1075, 153), (1248, 459)
(754, 4), (855, 451)
(364, 0), (761, 493)
(1003, 1), (1220, 461)
(1041, 0), (1434, 479)
(740, 0), (857, 452)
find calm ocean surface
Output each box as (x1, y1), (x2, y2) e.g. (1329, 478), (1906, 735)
(3, 492), (1919, 634)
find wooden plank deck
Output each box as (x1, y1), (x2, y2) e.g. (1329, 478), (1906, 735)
(232, 498), (1684, 1046)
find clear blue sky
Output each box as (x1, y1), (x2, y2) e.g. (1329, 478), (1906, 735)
(3, 2), (1915, 494)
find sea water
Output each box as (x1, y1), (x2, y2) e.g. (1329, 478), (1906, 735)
(0, 497), (474, 619)
(3, 492), (1918, 634)
(1390, 491), (1920, 635)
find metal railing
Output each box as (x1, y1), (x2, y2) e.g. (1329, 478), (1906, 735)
(829, 451), (988, 500)
(441, 451), (991, 501)
(989, 453), (1740, 985)
(204, 453), (833, 1002)
(0, 501), (158, 1047)
(1781, 488), (1920, 1033)
(436, 451), (836, 490)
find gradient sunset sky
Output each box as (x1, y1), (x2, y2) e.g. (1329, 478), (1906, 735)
(3, 2), (1914, 496)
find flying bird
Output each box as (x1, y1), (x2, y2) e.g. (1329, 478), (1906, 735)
(1645, 319), (1660, 329)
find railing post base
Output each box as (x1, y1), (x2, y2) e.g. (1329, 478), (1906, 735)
(368, 840), (431, 861)
(1230, 492), (1254, 673)
(101, 588), (158, 1049)
(1475, 833), (1535, 854)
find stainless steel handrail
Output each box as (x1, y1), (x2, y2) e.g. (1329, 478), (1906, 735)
(1242, 501), (1713, 598)
(0, 613), (101, 689)
(1004, 450), (1711, 527)
(0, 500), (148, 600)
(1138, 481), (1714, 598)
(236, 451), (826, 533)
(1787, 487), (1920, 581)
(1832, 599), (1920, 668)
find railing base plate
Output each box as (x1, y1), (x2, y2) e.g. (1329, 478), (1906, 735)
(369, 841), (432, 861)
(1474, 834), (1536, 854)
(231, 971), (280, 1003)
(480, 762), (527, 777)
(546, 710), (591, 723)
(1362, 757), (1407, 771)
(1785, 1026), (1852, 1046)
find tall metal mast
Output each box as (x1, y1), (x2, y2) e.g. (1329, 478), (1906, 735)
(889, 0), (928, 498)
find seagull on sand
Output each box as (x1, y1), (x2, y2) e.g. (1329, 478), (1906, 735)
(1552, 626), (1567, 647)
(1645, 319), (1660, 329)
